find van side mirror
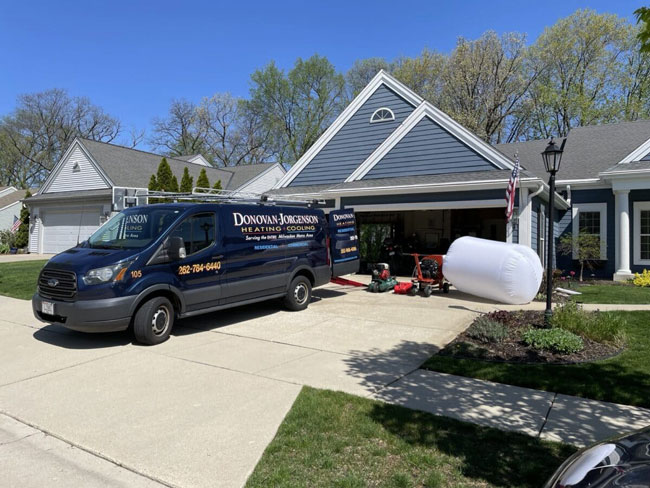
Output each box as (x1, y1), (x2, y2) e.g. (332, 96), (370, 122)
(167, 236), (187, 261)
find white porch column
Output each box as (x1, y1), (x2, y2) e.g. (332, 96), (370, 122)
(614, 190), (632, 281)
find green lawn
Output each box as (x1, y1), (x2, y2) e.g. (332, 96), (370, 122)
(0, 260), (47, 300)
(569, 282), (650, 304)
(247, 387), (574, 488)
(423, 311), (650, 408)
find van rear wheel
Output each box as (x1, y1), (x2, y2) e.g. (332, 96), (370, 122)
(133, 296), (174, 345)
(284, 276), (312, 311)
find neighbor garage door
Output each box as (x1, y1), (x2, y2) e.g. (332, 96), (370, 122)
(41, 207), (102, 254)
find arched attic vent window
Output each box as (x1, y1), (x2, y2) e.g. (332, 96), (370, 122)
(370, 107), (395, 123)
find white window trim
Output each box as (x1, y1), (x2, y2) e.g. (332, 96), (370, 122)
(634, 201), (650, 266)
(572, 202), (607, 260)
(370, 107), (395, 123)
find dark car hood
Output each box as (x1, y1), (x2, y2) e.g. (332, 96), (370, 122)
(46, 247), (142, 273)
(545, 427), (650, 487)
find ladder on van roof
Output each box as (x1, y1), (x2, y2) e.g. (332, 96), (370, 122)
(132, 187), (327, 208)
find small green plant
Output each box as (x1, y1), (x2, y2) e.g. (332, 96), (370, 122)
(522, 327), (584, 354)
(551, 302), (626, 346)
(633, 269), (650, 287)
(0, 229), (17, 248)
(466, 316), (509, 343)
(0, 243), (9, 254)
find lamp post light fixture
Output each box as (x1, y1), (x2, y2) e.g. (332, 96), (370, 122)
(541, 137), (566, 325)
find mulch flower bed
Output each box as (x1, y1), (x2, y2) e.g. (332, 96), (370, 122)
(440, 310), (622, 365)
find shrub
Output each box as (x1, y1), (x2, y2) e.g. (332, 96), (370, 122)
(0, 229), (16, 248)
(522, 328), (584, 354)
(466, 316), (509, 343)
(551, 302), (626, 346)
(0, 243), (9, 254)
(633, 269), (650, 287)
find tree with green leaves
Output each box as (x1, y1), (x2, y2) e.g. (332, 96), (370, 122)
(558, 232), (603, 282)
(155, 158), (175, 192)
(14, 190), (31, 248)
(635, 7), (650, 53)
(196, 168), (210, 190)
(180, 167), (193, 192)
(248, 54), (346, 165)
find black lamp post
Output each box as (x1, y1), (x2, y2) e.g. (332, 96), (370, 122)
(541, 137), (566, 324)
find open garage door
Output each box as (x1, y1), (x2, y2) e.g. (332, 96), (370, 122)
(41, 207), (102, 254)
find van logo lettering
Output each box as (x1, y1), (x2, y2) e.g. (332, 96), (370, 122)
(47, 278), (59, 287)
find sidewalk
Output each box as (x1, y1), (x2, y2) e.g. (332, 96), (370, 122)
(0, 254), (52, 263)
(372, 368), (650, 447)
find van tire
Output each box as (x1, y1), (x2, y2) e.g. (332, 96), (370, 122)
(133, 296), (174, 345)
(284, 276), (312, 311)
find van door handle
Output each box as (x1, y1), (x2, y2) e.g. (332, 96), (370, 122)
(212, 254), (224, 260)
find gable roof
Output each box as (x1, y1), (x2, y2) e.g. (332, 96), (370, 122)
(275, 70), (423, 188)
(75, 139), (235, 189)
(225, 163), (285, 191)
(347, 102), (514, 181)
(495, 119), (650, 181)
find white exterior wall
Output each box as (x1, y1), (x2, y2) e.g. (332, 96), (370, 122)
(0, 201), (21, 231)
(236, 165), (286, 195)
(46, 145), (110, 193)
(29, 207), (41, 253)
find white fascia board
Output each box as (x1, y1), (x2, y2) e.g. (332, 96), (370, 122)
(600, 168), (650, 178)
(40, 138), (114, 193)
(556, 178), (602, 185)
(616, 137), (650, 164)
(274, 70), (423, 188)
(347, 102), (514, 182)
(346, 200), (506, 212)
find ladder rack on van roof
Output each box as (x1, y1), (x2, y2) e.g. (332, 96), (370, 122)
(134, 187), (326, 208)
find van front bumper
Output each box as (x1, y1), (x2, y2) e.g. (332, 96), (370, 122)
(32, 293), (135, 333)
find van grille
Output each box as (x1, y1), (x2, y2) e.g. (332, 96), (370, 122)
(38, 268), (77, 301)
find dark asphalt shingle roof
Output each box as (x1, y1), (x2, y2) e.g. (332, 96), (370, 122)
(27, 189), (112, 203)
(494, 119), (650, 180)
(78, 139), (236, 189)
(268, 170), (536, 195)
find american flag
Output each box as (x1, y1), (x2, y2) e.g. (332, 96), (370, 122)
(505, 155), (520, 223)
(10, 216), (21, 234)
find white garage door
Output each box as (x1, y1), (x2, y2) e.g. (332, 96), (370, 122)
(42, 207), (102, 254)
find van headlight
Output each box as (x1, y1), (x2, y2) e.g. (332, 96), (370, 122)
(82, 262), (131, 285)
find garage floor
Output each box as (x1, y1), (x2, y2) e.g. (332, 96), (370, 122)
(0, 283), (478, 488)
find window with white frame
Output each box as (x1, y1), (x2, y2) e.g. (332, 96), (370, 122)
(634, 201), (650, 265)
(370, 107), (395, 123)
(572, 202), (607, 260)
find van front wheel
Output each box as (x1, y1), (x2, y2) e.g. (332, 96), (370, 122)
(133, 296), (174, 345)
(284, 276), (312, 311)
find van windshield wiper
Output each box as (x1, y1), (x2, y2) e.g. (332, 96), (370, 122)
(89, 243), (122, 250)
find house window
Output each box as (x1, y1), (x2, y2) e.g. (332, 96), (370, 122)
(572, 203), (607, 260)
(370, 107), (395, 123)
(634, 202), (650, 265)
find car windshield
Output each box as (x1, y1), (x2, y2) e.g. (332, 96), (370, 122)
(87, 207), (182, 250)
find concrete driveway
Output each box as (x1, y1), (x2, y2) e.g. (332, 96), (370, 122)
(0, 282), (478, 488)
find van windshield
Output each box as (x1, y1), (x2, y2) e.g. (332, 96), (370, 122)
(87, 208), (181, 250)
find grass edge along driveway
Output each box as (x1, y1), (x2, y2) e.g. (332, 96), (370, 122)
(247, 387), (574, 488)
(423, 311), (650, 409)
(0, 260), (47, 300)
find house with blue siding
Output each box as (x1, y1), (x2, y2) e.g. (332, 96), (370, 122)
(271, 70), (650, 280)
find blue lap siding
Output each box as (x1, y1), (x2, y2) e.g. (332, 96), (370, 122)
(364, 116), (499, 179)
(289, 85), (416, 186)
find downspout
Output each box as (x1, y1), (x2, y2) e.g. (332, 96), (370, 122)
(529, 184), (544, 200)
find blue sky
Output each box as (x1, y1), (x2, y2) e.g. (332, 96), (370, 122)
(0, 0), (639, 149)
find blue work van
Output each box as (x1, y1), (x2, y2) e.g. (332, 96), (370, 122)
(32, 200), (359, 345)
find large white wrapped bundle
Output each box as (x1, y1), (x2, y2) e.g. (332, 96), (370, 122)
(442, 236), (543, 304)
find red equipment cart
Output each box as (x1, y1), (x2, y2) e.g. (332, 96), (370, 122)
(409, 254), (450, 297)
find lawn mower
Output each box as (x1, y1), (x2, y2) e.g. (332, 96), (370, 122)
(409, 254), (449, 296)
(367, 263), (398, 293)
